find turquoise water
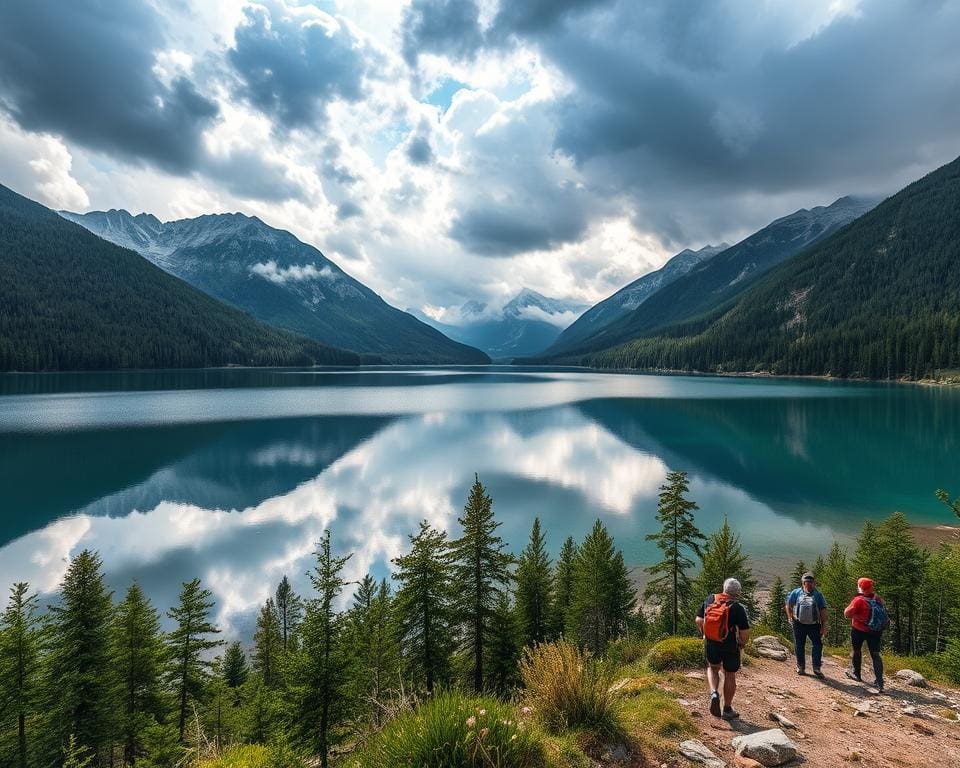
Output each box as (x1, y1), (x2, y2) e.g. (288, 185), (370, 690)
(1, 367), (957, 634)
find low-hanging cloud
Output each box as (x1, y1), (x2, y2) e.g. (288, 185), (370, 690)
(251, 260), (338, 285)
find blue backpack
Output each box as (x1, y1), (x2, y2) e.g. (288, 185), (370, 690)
(866, 597), (889, 632)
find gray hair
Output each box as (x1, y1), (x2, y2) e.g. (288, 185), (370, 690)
(723, 578), (742, 596)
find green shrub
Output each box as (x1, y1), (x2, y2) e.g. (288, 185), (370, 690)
(604, 638), (651, 666)
(199, 745), (272, 768)
(353, 691), (544, 768)
(519, 641), (623, 737)
(645, 637), (704, 671)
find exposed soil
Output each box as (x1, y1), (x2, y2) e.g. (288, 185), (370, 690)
(677, 653), (960, 767)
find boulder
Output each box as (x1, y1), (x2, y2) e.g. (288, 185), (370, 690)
(734, 757), (766, 768)
(768, 712), (796, 729)
(895, 669), (929, 688)
(731, 729), (799, 767)
(679, 739), (726, 767)
(752, 636), (789, 661)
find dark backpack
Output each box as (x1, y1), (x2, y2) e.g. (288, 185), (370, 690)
(865, 596), (889, 632)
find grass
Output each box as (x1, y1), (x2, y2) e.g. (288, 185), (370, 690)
(644, 636), (704, 671)
(199, 745), (277, 768)
(619, 677), (696, 757)
(519, 641), (624, 738)
(351, 691), (544, 768)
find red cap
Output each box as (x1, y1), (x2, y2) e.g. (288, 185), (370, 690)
(857, 577), (875, 594)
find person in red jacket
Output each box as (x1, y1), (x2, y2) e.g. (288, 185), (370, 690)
(843, 577), (886, 693)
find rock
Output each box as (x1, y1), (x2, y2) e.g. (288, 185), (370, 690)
(912, 721), (936, 736)
(686, 670), (707, 679)
(731, 729), (799, 767)
(679, 739), (726, 767)
(768, 712), (797, 729)
(895, 669), (929, 687)
(734, 757), (765, 768)
(901, 705), (921, 717)
(752, 636), (790, 661)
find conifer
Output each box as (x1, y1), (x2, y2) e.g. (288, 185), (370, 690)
(645, 471), (705, 634)
(166, 578), (222, 742)
(392, 520), (454, 693)
(515, 517), (553, 647)
(449, 475), (513, 692)
(44, 550), (114, 763)
(253, 599), (284, 689)
(0, 582), (41, 768)
(110, 582), (165, 766)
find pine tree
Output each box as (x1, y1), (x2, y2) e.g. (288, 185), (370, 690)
(392, 521), (455, 694)
(253, 599), (284, 689)
(817, 542), (852, 646)
(166, 578), (222, 742)
(289, 530), (354, 768)
(854, 513), (927, 653)
(936, 488), (960, 519)
(485, 591), (520, 696)
(918, 545), (960, 654)
(347, 575), (399, 729)
(765, 577), (789, 636)
(275, 576), (304, 653)
(223, 642), (249, 689)
(569, 520), (637, 653)
(789, 561), (808, 590)
(645, 471), (705, 634)
(110, 582), (165, 766)
(514, 517), (553, 647)
(61, 734), (94, 768)
(449, 475), (513, 693)
(691, 517), (757, 615)
(43, 550), (114, 764)
(550, 537), (578, 639)
(0, 583), (40, 768)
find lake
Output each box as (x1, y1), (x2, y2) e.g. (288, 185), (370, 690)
(1, 366), (957, 635)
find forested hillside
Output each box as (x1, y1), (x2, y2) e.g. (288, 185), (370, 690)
(537, 196), (876, 361)
(584, 156), (960, 379)
(0, 185), (359, 371)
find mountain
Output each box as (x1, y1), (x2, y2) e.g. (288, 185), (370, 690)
(544, 243), (727, 356)
(61, 209), (489, 365)
(536, 195), (878, 360)
(416, 288), (588, 359)
(585, 155), (960, 379)
(0, 184), (359, 372)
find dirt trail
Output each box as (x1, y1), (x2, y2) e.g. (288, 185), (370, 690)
(677, 652), (960, 766)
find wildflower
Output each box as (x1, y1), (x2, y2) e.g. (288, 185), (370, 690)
(466, 715), (476, 727)
(478, 708), (487, 716)
(521, 706), (532, 715)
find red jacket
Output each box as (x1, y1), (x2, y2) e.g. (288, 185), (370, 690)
(845, 593), (883, 633)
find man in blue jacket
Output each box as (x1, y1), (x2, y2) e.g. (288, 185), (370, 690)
(785, 572), (828, 677)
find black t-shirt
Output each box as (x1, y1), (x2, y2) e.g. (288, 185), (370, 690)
(697, 594), (750, 649)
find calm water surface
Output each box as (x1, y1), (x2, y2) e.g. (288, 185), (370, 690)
(1, 367), (957, 634)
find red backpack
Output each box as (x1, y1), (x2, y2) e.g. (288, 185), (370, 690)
(703, 593), (733, 642)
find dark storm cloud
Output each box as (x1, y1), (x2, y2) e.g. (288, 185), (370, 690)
(450, 193), (590, 257)
(336, 200), (363, 220)
(400, 0), (485, 65)
(0, 0), (217, 173)
(228, 1), (375, 131)
(488, 0), (612, 38)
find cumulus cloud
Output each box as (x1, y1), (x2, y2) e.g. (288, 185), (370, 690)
(401, 0), (485, 65)
(228, 0), (377, 131)
(0, 0), (218, 174)
(0, 116), (89, 210)
(250, 260), (337, 285)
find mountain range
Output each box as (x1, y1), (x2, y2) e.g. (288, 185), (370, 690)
(61, 209), (488, 365)
(416, 288), (587, 359)
(537, 195), (879, 360)
(544, 244), (727, 356)
(561, 156), (960, 379)
(0, 184), (358, 371)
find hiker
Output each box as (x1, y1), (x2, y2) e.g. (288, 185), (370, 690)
(843, 577), (888, 693)
(785, 571), (828, 677)
(696, 577), (751, 720)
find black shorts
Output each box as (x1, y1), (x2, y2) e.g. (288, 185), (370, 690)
(704, 639), (741, 672)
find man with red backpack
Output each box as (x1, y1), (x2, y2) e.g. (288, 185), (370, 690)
(696, 577), (751, 720)
(843, 577), (888, 694)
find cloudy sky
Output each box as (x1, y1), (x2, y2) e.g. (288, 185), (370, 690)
(1, 0), (958, 317)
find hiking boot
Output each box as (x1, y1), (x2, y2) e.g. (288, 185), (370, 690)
(844, 669), (862, 683)
(796, 666), (805, 675)
(722, 706), (740, 721)
(709, 691), (721, 718)
(813, 668), (825, 679)
(876, 681), (885, 694)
